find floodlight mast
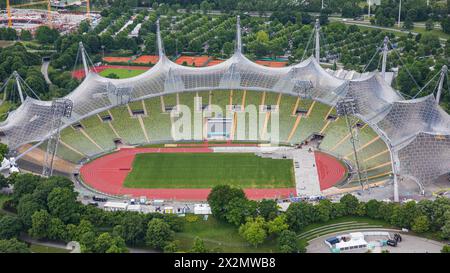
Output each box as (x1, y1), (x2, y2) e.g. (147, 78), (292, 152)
(42, 99), (73, 177)
(336, 98), (368, 192)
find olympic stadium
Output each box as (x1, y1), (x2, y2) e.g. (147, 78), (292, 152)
(1, 17), (449, 202)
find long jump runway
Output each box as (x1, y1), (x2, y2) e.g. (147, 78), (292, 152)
(80, 147), (297, 200)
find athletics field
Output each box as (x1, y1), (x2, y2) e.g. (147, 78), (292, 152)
(123, 153), (295, 189)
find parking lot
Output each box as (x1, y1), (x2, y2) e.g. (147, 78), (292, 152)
(307, 229), (445, 253)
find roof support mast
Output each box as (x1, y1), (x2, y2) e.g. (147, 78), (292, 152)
(315, 19), (320, 62)
(236, 15), (242, 53)
(436, 65), (448, 104)
(13, 71), (25, 104)
(79, 42), (90, 77)
(381, 36), (389, 80)
(156, 18), (165, 57)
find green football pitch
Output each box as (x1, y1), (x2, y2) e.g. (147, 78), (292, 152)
(99, 68), (146, 79)
(123, 153), (295, 189)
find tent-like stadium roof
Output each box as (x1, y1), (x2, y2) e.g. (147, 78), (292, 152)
(0, 17), (449, 189)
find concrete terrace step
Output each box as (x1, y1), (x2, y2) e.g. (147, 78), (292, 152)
(297, 221), (357, 237)
(298, 222), (374, 239)
(303, 225), (384, 241)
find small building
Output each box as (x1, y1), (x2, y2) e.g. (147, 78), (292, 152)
(103, 201), (128, 212)
(127, 204), (142, 213)
(164, 206), (174, 214)
(194, 204), (211, 215)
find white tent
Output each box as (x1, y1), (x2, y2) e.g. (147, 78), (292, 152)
(194, 204), (212, 215)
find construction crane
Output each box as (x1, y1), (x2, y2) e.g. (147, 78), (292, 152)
(6, 1), (91, 27)
(6, 0), (52, 27)
(6, 0), (11, 27)
(86, 0), (90, 22)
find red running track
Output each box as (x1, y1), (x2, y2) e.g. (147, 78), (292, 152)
(79, 148), (297, 201)
(314, 151), (347, 190)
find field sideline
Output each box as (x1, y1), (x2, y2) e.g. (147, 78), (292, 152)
(123, 153), (295, 189)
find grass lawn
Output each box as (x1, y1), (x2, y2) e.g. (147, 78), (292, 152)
(99, 68), (146, 79)
(0, 101), (13, 122)
(29, 244), (70, 253)
(174, 215), (278, 253)
(124, 153), (294, 189)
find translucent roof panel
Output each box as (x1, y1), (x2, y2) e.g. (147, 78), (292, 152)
(0, 49), (449, 188)
(397, 133), (450, 185)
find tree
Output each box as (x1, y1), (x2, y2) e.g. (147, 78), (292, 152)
(442, 17), (450, 34)
(441, 218), (450, 239)
(340, 194), (359, 216)
(11, 174), (41, 204)
(47, 217), (67, 241)
(0, 143), (8, 162)
(162, 214), (185, 232)
(0, 215), (22, 239)
(47, 187), (79, 224)
(285, 202), (314, 232)
(79, 231), (97, 253)
(31, 176), (73, 207)
(412, 215), (430, 233)
(403, 17), (414, 30)
(258, 199), (279, 221)
(35, 26), (59, 44)
(79, 20), (90, 34)
(0, 28), (17, 40)
(278, 230), (305, 253)
(67, 219), (95, 242)
(316, 199), (332, 222)
(392, 201), (419, 229)
(207, 185), (246, 220)
(267, 214), (288, 235)
(0, 238), (30, 253)
(28, 210), (51, 239)
(442, 245), (450, 253)
(0, 174), (8, 189)
(17, 194), (44, 228)
(319, 11), (329, 26)
(365, 199), (381, 219)
(94, 232), (128, 253)
(190, 237), (208, 253)
(146, 218), (173, 250)
(238, 217), (267, 247)
(225, 197), (257, 226)
(425, 19), (434, 31)
(19, 30), (32, 41)
(117, 213), (145, 246)
(163, 240), (180, 253)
